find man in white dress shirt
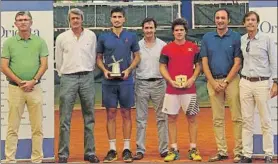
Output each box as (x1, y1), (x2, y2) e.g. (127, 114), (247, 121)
(55, 8), (99, 163)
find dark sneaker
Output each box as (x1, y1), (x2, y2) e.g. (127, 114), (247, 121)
(233, 154), (242, 163)
(103, 150), (118, 163)
(265, 156), (272, 163)
(58, 157), (68, 163)
(208, 154), (228, 162)
(133, 152), (144, 160)
(160, 151), (168, 158)
(188, 148), (202, 161)
(122, 149), (133, 163)
(84, 155), (100, 163)
(239, 156), (252, 163)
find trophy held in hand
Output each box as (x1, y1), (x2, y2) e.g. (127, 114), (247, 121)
(175, 75), (187, 88)
(108, 55), (124, 78)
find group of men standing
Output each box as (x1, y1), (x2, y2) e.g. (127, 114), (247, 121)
(1, 6), (277, 164)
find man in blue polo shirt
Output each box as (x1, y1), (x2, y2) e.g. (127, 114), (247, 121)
(96, 7), (140, 163)
(200, 8), (243, 163)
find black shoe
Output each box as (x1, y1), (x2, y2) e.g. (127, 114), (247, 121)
(239, 156), (252, 163)
(208, 154), (228, 162)
(160, 151), (168, 158)
(84, 154), (100, 163)
(265, 156), (272, 163)
(133, 152), (144, 160)
(122, 149), (133, 163)
(103, 150), (118, 163)
(58, 157), (68, 163)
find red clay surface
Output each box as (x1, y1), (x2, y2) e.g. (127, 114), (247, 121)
(54, 108), (277, 163)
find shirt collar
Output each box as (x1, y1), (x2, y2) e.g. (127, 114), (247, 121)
(142, 37), (157, 47)
(213, 28), (232, 37)
(71, 27), (84, 36)
(16, 33), (33, 41)
(110, 28), (126, 37)
(247, 31), (260, 40)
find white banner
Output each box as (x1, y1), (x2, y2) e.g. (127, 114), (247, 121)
(1, 9), (54, 161)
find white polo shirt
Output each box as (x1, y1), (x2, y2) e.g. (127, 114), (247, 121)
(136, 37), (166, 79)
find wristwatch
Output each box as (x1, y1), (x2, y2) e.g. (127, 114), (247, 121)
(33, 78), (39, 84)
(273, 78), (278, 84)
(223, 79), (229, 84)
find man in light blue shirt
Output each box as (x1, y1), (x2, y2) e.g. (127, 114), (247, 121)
(133, 17), (168, 160)
(239, 11), (277, 163)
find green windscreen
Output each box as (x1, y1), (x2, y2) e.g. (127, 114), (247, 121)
(54, 3), (180, 28)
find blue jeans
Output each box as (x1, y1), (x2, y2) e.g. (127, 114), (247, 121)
(58, 72), (96, 158)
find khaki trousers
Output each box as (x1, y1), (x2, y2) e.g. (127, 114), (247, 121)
(207, 75), (242, 156)
(239, 78), (273, 158)
(5, 84), (43, 163)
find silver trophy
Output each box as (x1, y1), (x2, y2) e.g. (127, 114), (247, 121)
(108, 55), (123, 78)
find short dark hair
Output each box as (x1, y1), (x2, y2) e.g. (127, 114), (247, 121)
(214, 8), (230, 19)
(15, 11), (32, 20)
(110, 7), (125, 17)
(242, 11), (260, 24)
(171, 18), (188, 33)
(141, 17), (157, 28)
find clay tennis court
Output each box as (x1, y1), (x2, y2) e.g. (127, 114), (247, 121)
(54, 108), (276, 163)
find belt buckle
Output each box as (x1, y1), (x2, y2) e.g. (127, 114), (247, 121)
(259, 77), (261, 81)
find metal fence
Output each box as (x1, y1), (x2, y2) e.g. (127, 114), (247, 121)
(54, 1), (181, 30)
(192, 0), (249, 28)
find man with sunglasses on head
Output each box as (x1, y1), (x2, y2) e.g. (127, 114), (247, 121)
(200, 8), (243, 163)
(239, 11), (277, 163)
(1, 11), (48, 163)
(96, 7), (141, 163)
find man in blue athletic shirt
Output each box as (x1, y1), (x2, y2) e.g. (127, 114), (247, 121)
(96, 7), (141, 163)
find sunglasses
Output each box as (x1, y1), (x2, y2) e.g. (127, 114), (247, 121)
(246, 40), (250, 53)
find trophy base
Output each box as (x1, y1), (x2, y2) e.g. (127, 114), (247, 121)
(108, 73), (123, 78)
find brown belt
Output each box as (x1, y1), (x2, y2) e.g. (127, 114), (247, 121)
(241, 75), (269, 82)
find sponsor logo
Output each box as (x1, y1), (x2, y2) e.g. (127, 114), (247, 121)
(1, 25), (40, 38)
(259, 21), (277, 34)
